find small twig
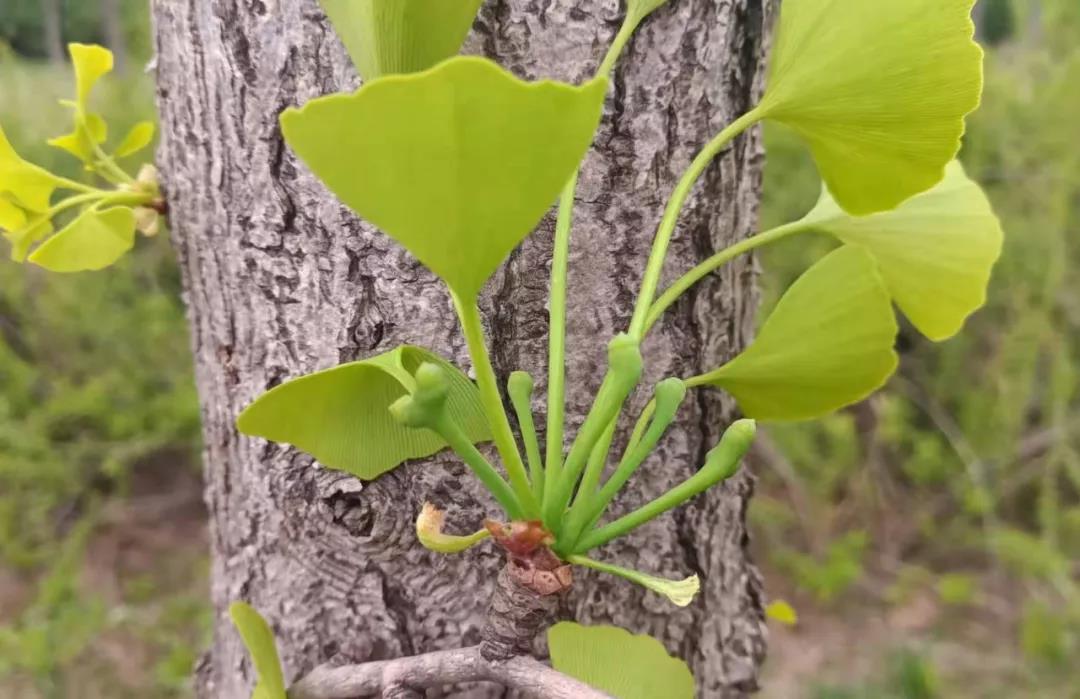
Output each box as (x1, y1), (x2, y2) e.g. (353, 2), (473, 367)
(287, 646), (612, 699)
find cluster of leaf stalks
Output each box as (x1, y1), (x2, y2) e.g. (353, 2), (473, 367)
(0, 0), (1009, 695)
(237, 0), (1000, 610)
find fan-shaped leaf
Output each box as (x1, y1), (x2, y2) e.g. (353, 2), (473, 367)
(759, 0), (983, 215)
(115, 121), (156, 158)
(548, 622), (695, 699)
(801, 161), (1003, 341)
(0, 125), (62, 212)
(29, 207), (135, 272)
(69, 43), (113, 105)
(237, 345), (491, 480)
(319, 0), (484, 81)
(229, 602), (286, 699)
(695, 246), (898, 420)
(48, 113), (108, 163)
(281, 57), (607, 300)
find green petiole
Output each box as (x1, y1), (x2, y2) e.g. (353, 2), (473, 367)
(574, 419), (756, 553)
(543, 334), (642, 531)
(507, 371), (545, 501)
(544, 176), (577, 493)
(391, 363), (525, 520)
(627, 108), (764, 340)
(544, 4), (659, 494)
(431, 411), (524, 520)
(560, 378), (687, 551)
(452, 293), (539, 518)
(643, 220), (809, 333)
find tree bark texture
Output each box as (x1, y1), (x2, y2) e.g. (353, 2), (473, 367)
(151, 0), (773, 696)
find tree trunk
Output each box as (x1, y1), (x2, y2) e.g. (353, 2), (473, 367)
(41, 0), (64, 64)
(151, 0), (772, 696)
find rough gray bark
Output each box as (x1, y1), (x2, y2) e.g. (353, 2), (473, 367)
(151, 0), (772, 696)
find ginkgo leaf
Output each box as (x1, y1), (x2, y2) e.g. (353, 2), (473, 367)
(0, 124), (62, 212)
(758, 0), (983, 215)
(69, 43), (114, 105)
(4, 217), (53, 262)
(29, 207), (135, 272)
(548, 622), (695, 699)
(281, 57), (607, 300)
(48, 113), (108, 163)
(694, 246), (898, 421)
(800, 161), (1003, 341)
(115, 121), (156, 158)
(229, 602), (287, 699)
(569, 555), (700, 607)
(237, 345), (491, 480)
(319, 0), (484, 81)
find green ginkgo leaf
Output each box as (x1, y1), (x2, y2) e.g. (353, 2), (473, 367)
(694, 246), (898, 421)
(115, 121), (156, 158)
(758, 0), (983, 215)
(29, 207), (135, 272)
(237, 345), (491, 480)
(49, 45), (115, 165)
(1, 199), (53, 262)
(0, 124), (62, 212)
(281, 57), (607, 300)
(69, 43), (113, 105)
(319, 0), (484, 81)
(48, 112), (108, 163)
(801, 161), (1003, 341)
(229, 602), (287, 699)
(548, 622), (695, 699)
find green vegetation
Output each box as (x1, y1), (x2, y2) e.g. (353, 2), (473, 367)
(0, 54), (205, 697)
(756, 0), (1080, 694)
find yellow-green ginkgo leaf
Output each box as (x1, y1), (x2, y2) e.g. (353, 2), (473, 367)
(229, 602), (287, 699)
(692, 245), (899, 421)
(3, 215), (53, 263)
(1, 197), (54, 262)
(800, 161), (1004, 341)
(548, 622), (695, 699)
(319, 0), (484, 81)
(115, 121), (156, 158)
(237, 345), (491, 480)
(48, 112), (108, 163)
(69, 43), (114, 105)
(758, 0), (983, 215)
(29, 207), (135, 272)
(0, 124), (62, 212)
(281, 57), (607, 300)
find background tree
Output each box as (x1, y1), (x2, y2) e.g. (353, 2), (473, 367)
(151, 0), (772, 696)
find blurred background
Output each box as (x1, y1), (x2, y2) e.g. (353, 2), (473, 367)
(0, 0), (1076, 697)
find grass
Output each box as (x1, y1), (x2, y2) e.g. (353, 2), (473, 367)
(0, 53), (208, 698)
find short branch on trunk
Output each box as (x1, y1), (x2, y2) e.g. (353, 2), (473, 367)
(288, 561), (595, 698)
(287, 646), (611, 699)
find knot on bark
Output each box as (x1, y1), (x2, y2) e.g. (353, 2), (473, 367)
(479, 564), (564, 662)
